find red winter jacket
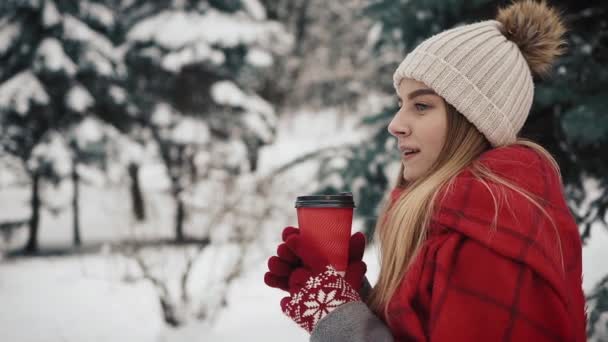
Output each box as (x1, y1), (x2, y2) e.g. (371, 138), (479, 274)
(381, 145), (587, 341)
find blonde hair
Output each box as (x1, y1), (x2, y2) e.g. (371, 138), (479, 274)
(367, 102), (564, 317)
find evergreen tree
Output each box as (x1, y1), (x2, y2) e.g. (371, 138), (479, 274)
(117, 0), (291, 242)
(0, 0), (127, 252)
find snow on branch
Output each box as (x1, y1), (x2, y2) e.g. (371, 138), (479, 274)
(66, 85), (94, 113)
(79, 1), (115, 29)
(62, 15), (117, 60)
(126, 9), (291, 53)
(0, 71), (49, 115)
(0, 19), (21, 54)
(34, 38), (77, 76)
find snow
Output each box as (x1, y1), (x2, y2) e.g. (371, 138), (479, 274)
(327, 156), (348, 169)
(34, 38), (77, 76)
(170, 118), (211, 145)
(0, 167), (380, 341)
(42, 0), (62, 27)
(0, 20), (21, 54)
(127, 9), (290, 52)
(210, 80), (276, 142)
(80, 1), (115, 28)
(245, 47), (273, 67)
(211, 80), (274, 118)
(151, 102), (174, 127)
(589, 312), (608, 342)
(583, 224), (608, 293)
(210, 80), (249, 107)
(138, 162), (171, 192)
(0, 186), (30, 222)
(137, 46), (162, 62)
(66, 85), (94, 112)
(366, 22), (383, 47)
(41, 178), (73, 214)
(0, 71), (50, 115)
(175, 253), (316, 341)
(257, 108), (372, 174)
(76, 163), (107, 187)
(576, 175), (608, 293)
(0, 239), (310, 341)
(161, 42), (225, 72)
(115, 136), (146, 165)
(108, 85), (126, 104)
(0, 256), (163, 342)
(82, 49), (114, 76)
(31, 133), (72, 177)
(219, 139), (248, 171)
(62, 15), (117, 60)
(0, 155), (24, 188)
(242, 111), (274, 143)
(73, 117), (104, 147)
(241, 0), (267, 20)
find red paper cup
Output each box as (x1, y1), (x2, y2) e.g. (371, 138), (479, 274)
(295, 193), (355, 273)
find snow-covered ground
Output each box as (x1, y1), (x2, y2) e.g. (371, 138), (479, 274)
(0, 108), (607, 341)
(0, 238), (380, 342)
(0, 108), (379, 341)
(1, 225), (606, 341)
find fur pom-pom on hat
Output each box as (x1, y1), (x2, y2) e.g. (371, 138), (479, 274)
(497, 0), (568, 77)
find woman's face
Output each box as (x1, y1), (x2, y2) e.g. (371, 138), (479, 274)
(388, 78), (449, 182)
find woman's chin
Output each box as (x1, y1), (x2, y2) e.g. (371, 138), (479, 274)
(403, 168), (422, 183)
(402, 171), (412, 182)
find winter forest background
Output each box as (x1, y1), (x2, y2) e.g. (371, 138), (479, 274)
(0, 0), (606, 341)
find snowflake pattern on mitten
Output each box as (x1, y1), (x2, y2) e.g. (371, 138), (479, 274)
(282, 265), (361, 333)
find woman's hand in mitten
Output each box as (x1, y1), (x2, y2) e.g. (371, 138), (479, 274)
(279, 232), (368, 333)
(263, 226), (301, 292)
(287, 232), (367, 293)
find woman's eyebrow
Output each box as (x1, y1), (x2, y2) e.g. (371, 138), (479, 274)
(396, 88), (437, 101)
(407, 88), (437, 100)
(396, 88), (438, 101)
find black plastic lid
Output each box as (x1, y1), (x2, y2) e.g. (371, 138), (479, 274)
(295, 192), (356, 208)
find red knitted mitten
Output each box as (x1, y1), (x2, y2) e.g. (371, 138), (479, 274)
(264, 228), (367, 293)
(285, 231), (367, 294)
(264, 226), (301, 291)
(280, 265), (362, 333)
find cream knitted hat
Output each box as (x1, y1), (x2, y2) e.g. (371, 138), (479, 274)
(392, 0), (567, 147)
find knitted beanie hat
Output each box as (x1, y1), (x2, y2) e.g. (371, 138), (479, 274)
(392, 0), (566, 147)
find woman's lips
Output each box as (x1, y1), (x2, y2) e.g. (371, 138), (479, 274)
(402, 151), (419, 160)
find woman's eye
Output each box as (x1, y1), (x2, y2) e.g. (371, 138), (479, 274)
(415, 103), (429, 111)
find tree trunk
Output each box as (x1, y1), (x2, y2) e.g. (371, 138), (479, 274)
(175, 190), (185, 242)
(128, 162), (146, 221)
(159, 296), (180, 327)
(24, 171), (41, 253)
(72, 159), (81, 247)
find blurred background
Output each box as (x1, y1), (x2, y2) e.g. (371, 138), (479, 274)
(0, 0), (606, 341)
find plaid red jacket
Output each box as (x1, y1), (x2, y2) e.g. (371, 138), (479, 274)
(383, 145), (587, 341)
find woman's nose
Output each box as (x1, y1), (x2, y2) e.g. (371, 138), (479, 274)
(388, 113), (411, 137)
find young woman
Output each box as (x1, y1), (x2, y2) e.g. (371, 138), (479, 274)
(264, 1), (587, 341)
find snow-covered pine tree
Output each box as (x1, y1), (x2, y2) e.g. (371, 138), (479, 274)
(0, 0), (127, 252)
(118, 0), (292, 241)
(86, 0), (296, 326)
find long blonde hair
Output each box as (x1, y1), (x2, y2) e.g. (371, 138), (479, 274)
(367, 102), (564, 317)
